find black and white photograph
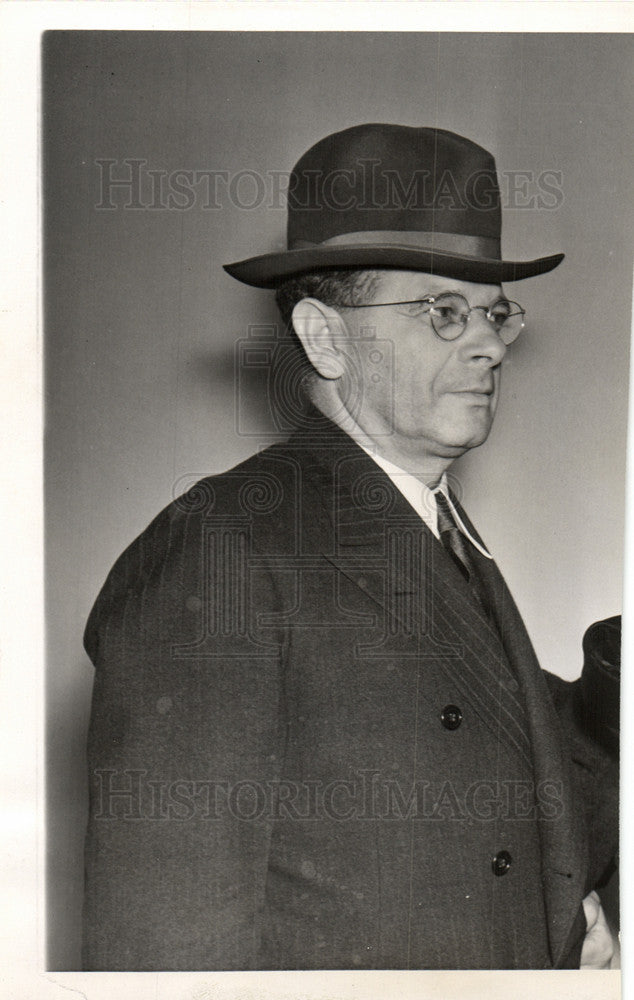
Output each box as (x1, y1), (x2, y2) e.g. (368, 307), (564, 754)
(2, 8), (632, 999)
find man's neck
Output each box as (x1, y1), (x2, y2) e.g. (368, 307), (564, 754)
(307, 388), (453, 489)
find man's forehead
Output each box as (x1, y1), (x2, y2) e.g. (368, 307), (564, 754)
(373, 269), (504, 300)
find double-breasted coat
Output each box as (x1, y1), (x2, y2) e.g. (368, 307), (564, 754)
(82, 414), (618, 970)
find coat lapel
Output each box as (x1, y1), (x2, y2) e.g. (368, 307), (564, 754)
(297, 430), (533, 766)
(453, 497), (587, 965)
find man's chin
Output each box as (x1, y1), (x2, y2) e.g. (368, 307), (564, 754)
(424, 402), (496, 454)
(433, 425), (493, 456)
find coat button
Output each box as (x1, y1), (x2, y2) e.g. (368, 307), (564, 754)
(440, 704), (463, 730)
(492, 850), (513, 876)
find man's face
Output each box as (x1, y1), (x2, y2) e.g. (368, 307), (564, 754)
(334, 269), (508, 464)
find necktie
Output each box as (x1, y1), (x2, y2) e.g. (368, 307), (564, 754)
(434, 491), (493, 619)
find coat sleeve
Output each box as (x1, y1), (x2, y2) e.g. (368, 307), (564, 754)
(81, 495), (286, 970)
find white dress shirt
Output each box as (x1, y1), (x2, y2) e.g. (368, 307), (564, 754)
(358, 444), (492, 560)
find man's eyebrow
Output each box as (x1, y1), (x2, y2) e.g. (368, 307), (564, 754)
(411, 286), (507, 303)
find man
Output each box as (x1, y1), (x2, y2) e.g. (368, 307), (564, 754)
(82, 124), (618, 970)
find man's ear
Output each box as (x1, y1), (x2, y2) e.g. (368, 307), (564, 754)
(291, 298), (348, 380)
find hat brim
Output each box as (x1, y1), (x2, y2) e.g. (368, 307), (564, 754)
(223, 244), (564, 289)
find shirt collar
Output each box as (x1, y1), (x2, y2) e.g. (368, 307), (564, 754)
(357, 443), (492, 558)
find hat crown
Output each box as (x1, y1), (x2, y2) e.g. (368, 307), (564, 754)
(223, 122), (564, 288)
(287, 123), (501, 249)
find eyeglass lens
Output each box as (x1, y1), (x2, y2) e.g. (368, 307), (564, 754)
(429, 293), (524, 345)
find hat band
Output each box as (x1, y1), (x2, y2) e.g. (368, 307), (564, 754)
(291, 229), (501, 259)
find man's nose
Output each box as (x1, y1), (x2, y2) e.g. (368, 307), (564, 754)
(457, 309), (507, 366)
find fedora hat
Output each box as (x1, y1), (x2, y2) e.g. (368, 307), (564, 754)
(224, 123), (563, 288)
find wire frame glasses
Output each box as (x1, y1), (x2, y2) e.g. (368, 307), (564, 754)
(342, 291), (526, 345)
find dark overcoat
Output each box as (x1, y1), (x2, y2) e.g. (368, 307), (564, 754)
(82, 415), (618, 970)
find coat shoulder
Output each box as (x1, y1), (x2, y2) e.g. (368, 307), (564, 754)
(83, 441), (308, 664)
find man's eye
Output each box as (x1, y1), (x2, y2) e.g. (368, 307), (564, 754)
(490, 306), (511, 326)
(430, 305), (457, 324)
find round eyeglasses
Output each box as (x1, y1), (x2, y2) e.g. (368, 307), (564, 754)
(341, 291), (526, 345)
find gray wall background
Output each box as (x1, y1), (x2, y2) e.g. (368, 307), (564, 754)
(44, 32), (632, 969)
